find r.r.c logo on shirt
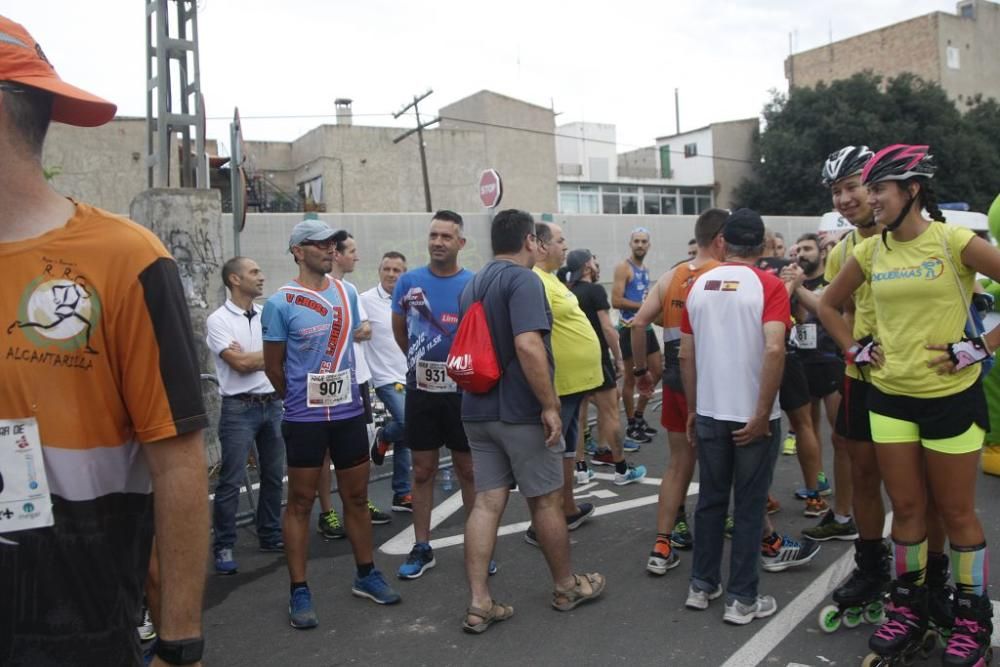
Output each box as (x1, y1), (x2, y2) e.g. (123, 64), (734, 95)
(7, 274), (102, 354)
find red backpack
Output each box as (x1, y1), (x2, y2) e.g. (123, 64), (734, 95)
(447, 265), (509, 393)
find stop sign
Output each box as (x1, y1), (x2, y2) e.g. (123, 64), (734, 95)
(479, 169), (503, 208)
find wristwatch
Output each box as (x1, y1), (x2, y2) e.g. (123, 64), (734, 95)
(155, 638), (205, 665)
(632, 367), (648, 377)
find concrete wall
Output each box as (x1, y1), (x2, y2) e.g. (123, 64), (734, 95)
(440, 90), (558, 211)
(555, 121), (618, 181)
(937, 0), (1000, 105)
(43, 118), (151, 216)
(618, 146), (659, 179)
(219, 211), (822, 309)
(785, 14), (941, 90)
(710, 119), (759, 209)
(656, 126), (714, 186)
(130, 189), (225, 464)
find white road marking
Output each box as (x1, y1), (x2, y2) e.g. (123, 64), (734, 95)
(574, 489), (619, 500)
(992, 601), (1000, 647)
(720, 514), (893, 667)
(378, 476), (699, 555)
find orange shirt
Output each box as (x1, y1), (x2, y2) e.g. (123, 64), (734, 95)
(0, 201), (207, 660)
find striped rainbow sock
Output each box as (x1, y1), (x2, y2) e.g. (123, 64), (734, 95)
(952, 543), (989, 597)
(893, 538), (928, 585)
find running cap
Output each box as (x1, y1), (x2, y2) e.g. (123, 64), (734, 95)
(0, 16), (117, 127)
(861, 144), (935, 185)
(821, 145), (874, 187)
(630, 226), (651, 239)
(565, 249), (593, 284)
(288, 218), (340, 251)
(722, 208), (765, 246)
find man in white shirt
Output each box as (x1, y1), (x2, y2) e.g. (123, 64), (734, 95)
(206, 256), (286, 574)
(361, 251), (413, 512)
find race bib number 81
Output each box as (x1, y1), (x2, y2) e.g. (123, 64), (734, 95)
(307, 370), (353, 407)
(0, 417), (54, 534)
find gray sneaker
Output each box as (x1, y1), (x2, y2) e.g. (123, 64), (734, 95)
(685, 583), (723, 610)
(723, 595), (778, 625)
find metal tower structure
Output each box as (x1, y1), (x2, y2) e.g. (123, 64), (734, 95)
(145, 0), (206, 188)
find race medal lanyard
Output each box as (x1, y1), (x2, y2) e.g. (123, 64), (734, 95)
(0, 417), (54, 534)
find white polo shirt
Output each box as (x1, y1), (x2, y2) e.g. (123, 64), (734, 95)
(361, 283), (407, 388)
(206, 299), (275, 396)
(344, 279), (372, 385)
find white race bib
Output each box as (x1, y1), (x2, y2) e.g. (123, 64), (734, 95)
(307, 370), (353, 407)
(0, 417), (54, 534)
(416, 360), (457, 393)
(793, 323), (818, 350)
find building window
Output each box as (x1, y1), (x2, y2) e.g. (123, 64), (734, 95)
(558, 184), (599, 214)
(558, 183), (710, 215)
(684, 143), (698, 158)
(947, 46), (961, 69)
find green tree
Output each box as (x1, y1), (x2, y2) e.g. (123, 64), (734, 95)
(734, 72), (999, 214)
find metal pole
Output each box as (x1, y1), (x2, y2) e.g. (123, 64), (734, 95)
(674, 88), (680, 135)
(414, 101), (433, 213)
(229, 119), (242, 256)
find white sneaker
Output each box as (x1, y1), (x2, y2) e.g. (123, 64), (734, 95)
(685, 584), (723, 610)
(575, 467), (594, 485)
(723, 595), (778, 625)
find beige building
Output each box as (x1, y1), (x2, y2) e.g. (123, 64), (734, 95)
(785, 0), (1000, 107)
(42, 90), (558, 216)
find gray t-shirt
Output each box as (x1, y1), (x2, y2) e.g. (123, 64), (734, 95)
(459, 259), (553, 424)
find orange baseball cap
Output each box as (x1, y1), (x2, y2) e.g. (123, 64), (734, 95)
(0, 15), (116, 127)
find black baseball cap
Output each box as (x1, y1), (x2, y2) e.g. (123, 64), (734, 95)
(722, 208), (765, 246)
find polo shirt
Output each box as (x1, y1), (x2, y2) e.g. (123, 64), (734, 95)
(360, 283), (407, 388)
(205, 299), (274, 396)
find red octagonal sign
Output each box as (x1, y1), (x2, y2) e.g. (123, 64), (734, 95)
(479, 169), (503, 208)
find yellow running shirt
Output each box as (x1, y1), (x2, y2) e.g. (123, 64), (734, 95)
(853, 221), (978, 398)
(826, 230), (877, 381)
(533, 267), (602, 396)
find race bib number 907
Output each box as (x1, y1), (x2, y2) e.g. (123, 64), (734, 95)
(307, 370), (353, 408)
(0, 417), (54, 534)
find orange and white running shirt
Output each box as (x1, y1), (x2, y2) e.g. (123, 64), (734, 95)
(0, 201), (207, 663)
(681, 262), (791, 423)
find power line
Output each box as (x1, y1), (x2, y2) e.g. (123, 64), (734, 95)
(207, 110), (757, 165)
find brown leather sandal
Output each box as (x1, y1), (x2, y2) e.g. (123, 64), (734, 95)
(462, 600), (514, 634)
(552, 572), (606, 611)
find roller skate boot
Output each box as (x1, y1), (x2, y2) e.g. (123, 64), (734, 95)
(818, 539), (890, 633)
(862, 577), (936, 666)
(942, 591), (994, 667)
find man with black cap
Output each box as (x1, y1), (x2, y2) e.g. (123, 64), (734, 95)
(0, 15), (209, 665)
(679, 208), (790, 625)
(262, 219), (401, 630)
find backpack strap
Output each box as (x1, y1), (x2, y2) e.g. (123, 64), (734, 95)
(939, 225), (978, 336)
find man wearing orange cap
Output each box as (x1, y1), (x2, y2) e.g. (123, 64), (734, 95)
(0, 16), (209, 667)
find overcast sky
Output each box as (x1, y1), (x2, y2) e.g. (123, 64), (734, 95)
(6, 0), (960, 153)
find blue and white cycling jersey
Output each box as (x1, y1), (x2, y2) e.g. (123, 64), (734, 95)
(261, 277), (363, 422)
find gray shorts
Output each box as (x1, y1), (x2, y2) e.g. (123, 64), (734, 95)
(463, 421), (564, 498)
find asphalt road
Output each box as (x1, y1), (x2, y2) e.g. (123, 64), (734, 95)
(201, 416), (1000, 667)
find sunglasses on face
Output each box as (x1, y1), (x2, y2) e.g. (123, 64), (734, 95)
(300, 239), (336, 250)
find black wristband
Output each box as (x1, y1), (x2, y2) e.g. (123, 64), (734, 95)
(155, 637), (204, 665)
(633, 367), (648, 377)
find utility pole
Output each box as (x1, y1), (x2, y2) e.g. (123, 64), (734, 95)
(393, 90), (439, 213)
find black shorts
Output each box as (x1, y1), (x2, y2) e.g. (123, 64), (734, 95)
(359, 381), (373, 424)
(803, 360), (844, 399)
(867, 381), (989, 442)
(281, 414), (369, 469)
(595, 356), (617, 391)
(619, 327), (660, 361)
(835, 375), (873, 441)
(779, 353), (810, 412)
(405, 389), (470, 452)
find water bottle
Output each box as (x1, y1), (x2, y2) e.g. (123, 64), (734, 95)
(440, 467), (454, 493)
